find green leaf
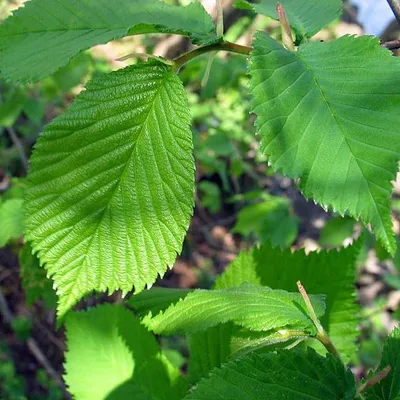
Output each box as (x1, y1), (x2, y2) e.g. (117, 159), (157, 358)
(128, 287), (192, 317)
(319, 216), (355, 247)
(0, 89), (25, 127)
(250, 33), (400, 255)
(366, 327), (400, 400)
(234, 0), (342, 38)
(19, 242), (57, 308)
(64, 304), (186, 400)
(185, 348), (356, 399)
(144, 283), (325, 335)
(0, 199), (24, 247)
(0, 0), (219, 83)
(232, 196), (299, 248)
(25, 62), (195, 318)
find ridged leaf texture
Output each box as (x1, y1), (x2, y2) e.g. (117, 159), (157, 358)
(64, 304), (186, 400)
(366, 327), (400, 400)
(0, 0), (218, 83)
(187, 242), (359, 381)
(25, 62), (195, 318)
(0, 199), (24, 247)
(143, 283), (326, 335)
(250, 33), (400, 254)
(235, 0), (342, 38)
(216, 242), (360, 361)
(185, 348), (356, 400)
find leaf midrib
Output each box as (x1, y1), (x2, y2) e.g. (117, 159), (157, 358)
(62, 68), (169, 308)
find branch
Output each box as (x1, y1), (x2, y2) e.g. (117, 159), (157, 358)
(173, 41), (251, 71)
(0, 288), (67, 395)
(386, 0), (400, 25)
(381, 39), (400, 50)
(6, 127), (29, 172)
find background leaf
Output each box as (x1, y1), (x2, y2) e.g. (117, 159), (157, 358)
(250, 33), (400, 254)
(25, 62), (195, 318)
(0, 0), (218, 83)
(185, 348), (356, 399)
(0, 199), (24, 247)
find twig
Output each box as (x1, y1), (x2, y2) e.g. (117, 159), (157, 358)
(297, 281), (343, 361)
(0, 288), (67, 395)
(386, 0), (400, 25)
(6, 127), (29, 171)
(381, 39), (400, 50)
(356, 366), (391, 397)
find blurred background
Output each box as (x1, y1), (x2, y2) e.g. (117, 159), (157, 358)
(0, 0), (399, 398)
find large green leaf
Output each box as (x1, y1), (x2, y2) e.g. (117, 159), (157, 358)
(65, 304), (186, 400)
(235, 0), (342, 38)
(250, 33), (400, 254)
(185, 348), (356, 399)
(366, 327), (400, 400)
(25, 62), (195, 318)
(0, 0), (218, 83)
(0, 199), (24, 247)
(144, 283), (325, 335)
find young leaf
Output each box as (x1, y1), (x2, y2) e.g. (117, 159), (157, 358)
(250, 33), (400, 255)
(366, 327), (400, 400)
(0, 0), (219, 83)
(19, 242), (57, 308)
(0, 199), (24, 247)
(64, 304), (186, 400)
(235, 0), (342, 38)
(144, 283), (325, 335)
(25, 62), (195, 318)
(215, 242), (360, 361)
(185, 348), (356, 399)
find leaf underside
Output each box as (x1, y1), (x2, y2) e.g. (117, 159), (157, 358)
(185, 348), (356, 400)
(144, 283), (325, 335)
(0, 0), (219, 83)
(250, 33), (400, 254)
(235, 0), (342, 38)
(25, 62), (195, 318)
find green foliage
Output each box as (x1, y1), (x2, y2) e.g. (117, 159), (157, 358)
(185, 348), (356, 399)
(319, 216), (355, 248)
(0, 0), (219, 83)
(235, 0), (342, 39)
(250, 33), (400, 255)
(25, 61), (194, 318)
(0, 198), (24, 246)
(232, 195), (299, 247)
(19, 242), (57, 308)
(64, 304), (187, 400)
(144, 283), (325, 335)
(366, 327), (400, 400)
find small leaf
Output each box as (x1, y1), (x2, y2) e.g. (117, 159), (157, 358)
(234, 0), (342, 38)
(185, 348), (356, 399)
(250, 33), (400, 254)
(25, 62), (195, 318)
(0, 0), (219, 83)
(366, 327), (400, 400)
(144, 283), (325, 335)
(64, 304), (186, 400)
(0, 199), (24, 247)
(319, 216), (355, 247)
